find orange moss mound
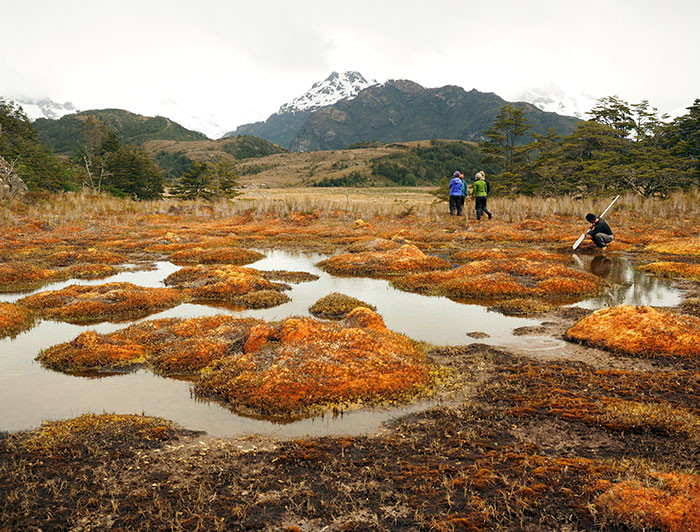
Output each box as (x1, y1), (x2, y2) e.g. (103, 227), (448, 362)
(639, 261), (700, 281)
(196, 307), (437, 417)
(597, 471), (700, 532)
(309, 292), (376, 319)
(169, 246), (264, 266)
(565, 306), (700, 359)
(164, 265), (290, 307)
(39, 315), (264, 375)
(451, 247), (569, 264)
(646, 237), (700, 256)
(68, 263), (118, 279)
(347, 238), (401, 253)
(394, 258), (601, 306)
(0, 263), (62, 292)
(0, 302), (35, 338)
(18, 282), (184, 324)
(317, 244), (451, 277)
(46, 249), (128, 267)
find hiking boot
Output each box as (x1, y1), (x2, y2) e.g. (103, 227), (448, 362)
(488, 213), (492, 220)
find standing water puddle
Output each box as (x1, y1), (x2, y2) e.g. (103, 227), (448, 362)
(0, 250), (683, 437)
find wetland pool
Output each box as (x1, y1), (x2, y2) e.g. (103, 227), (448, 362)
(0, 249), (682, 437)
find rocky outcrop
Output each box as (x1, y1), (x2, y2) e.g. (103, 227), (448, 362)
(0, 155), (28, 200)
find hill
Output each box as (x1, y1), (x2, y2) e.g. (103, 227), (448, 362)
(34, 109), (209, 155)
(142, 135), (287, 179)
(215, 139), (490, 188)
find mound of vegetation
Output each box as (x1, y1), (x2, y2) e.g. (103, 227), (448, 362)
(38, 315), (264, 375)
(0, 302), (35, 338)
(317, 244), (451, 277)
(196, 307), (438, 417)
(18, 282), (183, 324)
(0, 262), (63, 293)
(168, 246), (264, 266)
(565, 305), (700, 359)
(393, 258), (602, 309)
(639, 261), (700, 281)
(309, 292), (376, 319)
(163, 265), (290, 307)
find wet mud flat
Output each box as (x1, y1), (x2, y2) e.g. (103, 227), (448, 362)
(2, 211), (700, 530)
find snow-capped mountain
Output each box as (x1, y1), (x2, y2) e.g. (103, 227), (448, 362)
(516, 84), (599, 119)
(278, 71), (378, 114)
(6, 96), (78, 121)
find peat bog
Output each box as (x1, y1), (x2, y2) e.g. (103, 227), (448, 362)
(1, 195), (699, 531)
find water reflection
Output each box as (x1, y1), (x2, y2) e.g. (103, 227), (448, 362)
(572, 253), (681, 308)
(0, 249), (684, 437)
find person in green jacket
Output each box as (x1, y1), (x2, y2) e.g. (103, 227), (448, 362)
(472, 171), (492, 220)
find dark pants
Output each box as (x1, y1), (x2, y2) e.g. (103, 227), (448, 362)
(475, 196), (492, 220)
(449, 195), (462, 215)
(592, 233), (614, 248)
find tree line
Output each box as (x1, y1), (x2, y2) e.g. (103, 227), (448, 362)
(480, 97), (700, 197)
(0, 100), (238, 201)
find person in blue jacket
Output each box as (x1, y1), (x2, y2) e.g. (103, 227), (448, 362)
(449, 171), (463, 215)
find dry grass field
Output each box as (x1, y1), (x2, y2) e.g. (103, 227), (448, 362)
(1, 188), (700, 531)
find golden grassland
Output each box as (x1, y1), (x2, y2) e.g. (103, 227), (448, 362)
(2, 189), (700, 530)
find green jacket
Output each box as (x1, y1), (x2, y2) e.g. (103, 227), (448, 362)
(472, 179), (488, 197)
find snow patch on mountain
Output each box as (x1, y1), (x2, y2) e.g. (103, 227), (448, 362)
(516, 84), (599, 119)
(278, 71), (377, 114)
(7, 96), (78, 121)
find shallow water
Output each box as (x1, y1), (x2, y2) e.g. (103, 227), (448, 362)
(0, 250), (683, 437)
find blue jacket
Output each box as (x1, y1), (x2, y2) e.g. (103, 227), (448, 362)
(461, 180), (468, 197)
(449, 177), (462, 196)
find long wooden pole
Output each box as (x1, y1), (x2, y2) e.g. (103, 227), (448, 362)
(572, 195), (620, 250)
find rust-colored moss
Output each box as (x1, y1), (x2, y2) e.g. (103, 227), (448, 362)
(18, 282), (184, 324)
(596, 471), (700, 532)
(394, 258), (601, 306)
(164, 265), (290, 308)
(450, 247), (569, 264)
(169, 246), (264, 266)
(196, 307), (438, 417)
(46, 249), (128, 267)
(639, 261), (700, 281)
(646, 237), (700, 256)
(309, 292), (376, 319)
(68, 263), (118, 279)
(347, 237), (401, 253)
(565, 306), (700, 359)
(0, 302), (36, 338)
(39, 315), (264, 375)
(680, 297), (700, 317)
(0, 263), (63, 293)
(317, 244), (451, 277)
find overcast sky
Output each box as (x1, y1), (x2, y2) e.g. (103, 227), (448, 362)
(1, 0), (698, 135)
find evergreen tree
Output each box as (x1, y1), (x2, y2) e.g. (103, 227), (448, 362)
(103, 145), (165, 200)
(665, 99), (700, 187)
(480, 104), (532, 171)
(172, 158), (239, 200)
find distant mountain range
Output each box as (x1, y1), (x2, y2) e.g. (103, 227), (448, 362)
(7, 72), (587, 155)
(229, 73), (581, 151)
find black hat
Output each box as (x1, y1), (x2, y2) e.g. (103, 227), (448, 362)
(585, 213), (597, 223)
